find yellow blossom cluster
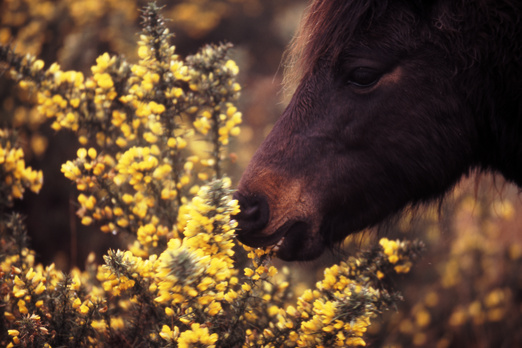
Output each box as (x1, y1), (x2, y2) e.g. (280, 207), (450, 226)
(0, 0), (137, 56)
(177, 322), (219, 347)
(379, 238), (414, 273)
(6, 314), (50, 348)
(0, 1), (244, 260)
(185, 42), (242, 176)
(437, 196), (522, 329)
(240, 239), (423, 347)
(0, 0), (58, 58)
(154, 179), (239, 340)
(0, 129), (43, 205)
(0, 0), (142, 159)
(98, 249), (156, 297)
(371, 183), (522, 347)
(1, 236), (70, 347)
(0, 0), (259, 163)
(0, 155), (422, 347)
(183, 178), (239, 255)
(292, 283), (374, 346)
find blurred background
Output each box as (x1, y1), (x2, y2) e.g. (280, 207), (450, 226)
(1, 0), (522, 346)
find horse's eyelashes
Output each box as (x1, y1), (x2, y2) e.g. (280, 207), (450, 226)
(347, 67), (382, 87)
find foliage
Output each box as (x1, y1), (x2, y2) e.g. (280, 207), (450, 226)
(0, 3), (422, 347)
(0, 0), (300, 167)
(165, 0), (264, 39)
(370, 186), (522, 347)
(0, 129), (42, 209)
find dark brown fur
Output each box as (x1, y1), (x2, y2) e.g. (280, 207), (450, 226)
(235, 0), (522, 261)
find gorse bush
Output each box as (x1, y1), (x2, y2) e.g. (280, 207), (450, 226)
(0, 3), (423, 347)
(371, 189), (522, 347)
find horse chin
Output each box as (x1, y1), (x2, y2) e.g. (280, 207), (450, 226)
(272, 221), (325, 261)
(236, 219), (325, 261)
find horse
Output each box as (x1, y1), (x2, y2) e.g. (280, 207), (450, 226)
(234, 0), (522, 261)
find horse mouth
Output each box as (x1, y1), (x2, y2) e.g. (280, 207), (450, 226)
(236, 220), (323, 261)
(235, 219), (295, 248)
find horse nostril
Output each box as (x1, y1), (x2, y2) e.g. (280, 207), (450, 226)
(233, 192), (269, 233)
(242, 205), (261, 220)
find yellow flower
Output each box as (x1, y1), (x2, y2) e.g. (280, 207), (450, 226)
(33, 59), (45, 70)
(33, 282), (46, 295)
(17, 299), (28, 314)
(379, 238), (400, 264)
(81, 216), (93, 225)
(77, 148), (87, 159)
(394, 262), (412, 273)
(346, 337), (366, 346)
(138, 45), (150, 59)
(92, 53), (112, 73)
(88, 147), (97, 159)
(79, 304), (90, 314)
(244, 268), (254, 277)
(207, 301), (222, 316)
(224, 60), (239, 75)
(110, 317), (125, 330)
(95, 73), (114, 89)
(91, 319), (107, 332)
(177, 323), (218, 348)
(160, 325), (180, 341)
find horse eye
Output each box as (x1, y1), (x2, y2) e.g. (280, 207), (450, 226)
(347, 67), (382, 87)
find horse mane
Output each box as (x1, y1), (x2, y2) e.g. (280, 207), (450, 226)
(282, 0), (389, 98)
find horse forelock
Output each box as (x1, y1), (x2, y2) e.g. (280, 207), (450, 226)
(282, 0), (389, 97)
